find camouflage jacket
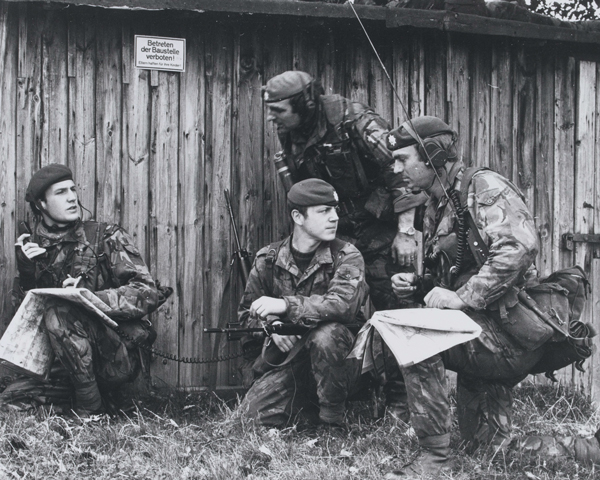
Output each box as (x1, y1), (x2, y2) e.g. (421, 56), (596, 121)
(15, 220), (159, 321)
(279, 94), (426, 221)
(238, 236), (367, 328)
(422, 163), (539, 310)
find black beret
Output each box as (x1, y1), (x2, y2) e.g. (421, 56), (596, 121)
(25, 164), (73, 202)
(288, 179), (339, 207)
(386, 116), (455, 151)
(262, 71), (313, 103)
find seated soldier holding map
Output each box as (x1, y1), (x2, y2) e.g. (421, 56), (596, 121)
(1, 164), (165, 416)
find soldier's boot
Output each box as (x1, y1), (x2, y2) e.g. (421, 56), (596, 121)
(384, 434), (451, 480)
(73, 381), (103, 415)
(384, 446), (451, 479)
(319, 403), (345, 426)
(574, 430), (600, 466)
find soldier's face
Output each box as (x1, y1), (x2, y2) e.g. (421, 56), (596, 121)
(393, 146), (435, 192)
(296, 205), (339, 242)
(39, 180), (80, 226)
(267, 99), (302, 134)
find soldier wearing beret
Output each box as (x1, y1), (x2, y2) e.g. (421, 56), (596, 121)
(382, 116), (599, 477)
(263, 71), (425, 312)
(263, 71), (426, 418)
(236, 179), (367, 426)
(2, 164), (165, 415)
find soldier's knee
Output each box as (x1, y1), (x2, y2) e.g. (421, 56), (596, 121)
(43, 303), (66, 337)
(306, 322), (353, 351)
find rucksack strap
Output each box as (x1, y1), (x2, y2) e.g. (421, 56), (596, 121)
(81, 221), (108, 290)
(459, 167), (491, 267)
(264, 240), (286, 296)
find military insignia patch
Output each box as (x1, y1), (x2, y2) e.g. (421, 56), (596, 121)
(387, 134), (397, 147)
(333, 191), (339, 202)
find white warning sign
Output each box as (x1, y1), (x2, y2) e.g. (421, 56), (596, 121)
(135, 35), (186, 72)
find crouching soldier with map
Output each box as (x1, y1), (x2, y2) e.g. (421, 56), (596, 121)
(236, 179), (367, 427)
(1, 164), (168, 416)
(383, 116), (598, 478)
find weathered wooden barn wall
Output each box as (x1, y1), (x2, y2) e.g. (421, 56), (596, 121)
(0, 1), (599, 395)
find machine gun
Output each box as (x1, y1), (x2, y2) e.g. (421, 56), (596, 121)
(205, 322), (362, 342)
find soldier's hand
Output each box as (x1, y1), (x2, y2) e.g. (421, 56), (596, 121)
(15, 234), (47, 260)
(250, 296), (287, 318)
(391, 232), (418, 266)
(62, 275), (82, 288)
(271, 332), (301, 353)
(424, 287), (467, 310)
(391, 273), (417, 299)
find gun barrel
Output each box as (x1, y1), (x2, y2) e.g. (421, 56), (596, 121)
(204, 327), (264, 333)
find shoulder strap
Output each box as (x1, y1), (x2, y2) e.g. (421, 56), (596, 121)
(329, 238), (346, 268)
(78, 221), (108, 290)
(460, 167), (490, 267)
(264, 239), (286, 295)
(321, 95), (347, 130)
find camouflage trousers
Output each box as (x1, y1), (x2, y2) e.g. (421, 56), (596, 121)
(239, 322), (360, 426)
(340, 217), (411, 416)
(402, 310), (545, 447)
(1, 298), (142, 408)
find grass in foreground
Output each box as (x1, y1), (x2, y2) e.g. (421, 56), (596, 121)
(0, 381), (598, 479)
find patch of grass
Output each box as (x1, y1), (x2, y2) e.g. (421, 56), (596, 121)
(0, 380), (598, 479)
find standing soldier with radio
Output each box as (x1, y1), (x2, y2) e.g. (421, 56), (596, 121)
(263, 71), (426, 418)
(2, 164), (166, 416)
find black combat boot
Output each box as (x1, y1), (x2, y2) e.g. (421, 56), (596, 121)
(385, 434), (451, 479)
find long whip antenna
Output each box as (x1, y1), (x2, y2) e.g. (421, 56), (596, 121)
(346, 0), (453, 205)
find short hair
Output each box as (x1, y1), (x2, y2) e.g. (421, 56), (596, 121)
(287, 200), (309, 218)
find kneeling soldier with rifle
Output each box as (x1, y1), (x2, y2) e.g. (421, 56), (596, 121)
(235, 178), (367, 427)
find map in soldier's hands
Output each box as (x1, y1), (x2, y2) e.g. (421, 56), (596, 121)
(348, 308), (481, 371)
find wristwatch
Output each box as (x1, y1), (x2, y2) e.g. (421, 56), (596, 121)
(398, 226), (416, 236)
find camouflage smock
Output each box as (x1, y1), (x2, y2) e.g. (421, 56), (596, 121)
(237, 236), (367, 426)
(239, 236), (367, 328)
(7, 219), (160, 402)
(16, 220), (159, 317)
(422, 162), (539, 309)
(279, 94), (425, 222)
(278, 94), (425, 310)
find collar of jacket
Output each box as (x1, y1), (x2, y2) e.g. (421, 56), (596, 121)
(287, 97), (331, 153)
(35, 219), (84, 247)
(275, 236), (334, 280)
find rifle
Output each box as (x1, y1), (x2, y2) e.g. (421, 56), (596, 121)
(224, 189), (252, 284)
(205, 322), (362, 342)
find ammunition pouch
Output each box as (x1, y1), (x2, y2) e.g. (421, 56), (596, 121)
(119, 320), (157, 351)
(487, 291), (554, 352)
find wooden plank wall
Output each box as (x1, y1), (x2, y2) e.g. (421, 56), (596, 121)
(0, 3), (599, 395)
